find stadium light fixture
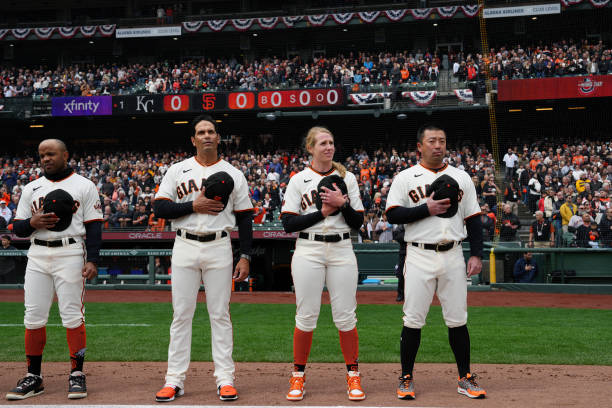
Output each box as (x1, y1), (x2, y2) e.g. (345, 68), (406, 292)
(536, 107), (553, 111)
(568, 106), (586, 110)
(253, 33), (258, 37)
(397, 113), (407, 120)
(265, 113), (276, 121)
(343, 28), (348, 32)
(9, 44), (14, 47)
(173, 121), (189, 124)
(173, 37), (178, 41)
(531, 17), (537, 20)
(508, 109), (522, 112)
(433, 23), (438, 27)
(89, 40), (94, 44)
(215, 119), (222, 123)
(29, 124), (44, 128)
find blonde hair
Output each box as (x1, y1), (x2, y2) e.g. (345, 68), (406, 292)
(304, 126), (346, 177)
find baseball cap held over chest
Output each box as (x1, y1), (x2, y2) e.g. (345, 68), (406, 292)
(43, 188), (76, 231)
(315, 174), (348, 216)
(426, 174), (460, 218)
(204, 171), (234, 210)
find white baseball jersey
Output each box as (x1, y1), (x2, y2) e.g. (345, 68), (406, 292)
(154, 157), (252, 233)
(281, 167), (364, 234)
(386, 163), (480, 243)
(15, 172), (103, 240)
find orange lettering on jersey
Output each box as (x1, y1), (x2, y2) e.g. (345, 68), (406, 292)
(187, 179), (198, 194)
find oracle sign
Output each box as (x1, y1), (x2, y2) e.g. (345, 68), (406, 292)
(228, 88), (343, 110)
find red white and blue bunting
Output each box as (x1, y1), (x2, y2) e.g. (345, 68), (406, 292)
(358, 11), (381, 23)
(454, 89), (474, 103)
(589, 0), (610, 7)
(461, 5), (481, 17)
(437, 6), (458, 18)
(331, 13), (354, 24)
(80, 26), (97, 37)
(411, 8), (433, 19)
(258, 17), (279, 29)
(34, 27), (55, 39)
(11, 28), (31, 40)
(560, 0), (583, 5)
(207, 20), (228, 31)
(384, 9), (408, 21)
(58, 26), (78, 38)
(307, 14), (328, 26)
(0, 29), (8, 40)
(403, 91), (437, 106)
(98, 24), (116, 37)
(182, 21), (204, 32)
(349, 92), (391, 105)
(231, 18), (254, 31)
(282, 16), (303, 27)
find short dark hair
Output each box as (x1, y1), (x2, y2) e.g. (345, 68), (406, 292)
(1, 235), (10, 241)
(416, 124), (445, 144)
(191, 114), (218, 135)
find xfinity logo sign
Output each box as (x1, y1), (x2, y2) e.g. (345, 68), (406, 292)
(52, 96), (112, 117)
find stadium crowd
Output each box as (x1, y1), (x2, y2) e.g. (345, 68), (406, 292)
(1, 136), (611, 248)
(0, 50), (442, 98)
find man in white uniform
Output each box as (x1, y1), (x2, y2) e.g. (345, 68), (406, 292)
(386, 124), (486, 400)
(6, 139), (103, 401)
(153, 114), (253, 402)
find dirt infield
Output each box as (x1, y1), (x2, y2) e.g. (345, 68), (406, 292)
(1, 361), (611, 407)
(2, 289), (612, 309)
(2, 289), (611, 407)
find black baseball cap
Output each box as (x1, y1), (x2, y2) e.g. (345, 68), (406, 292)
(204, 171), (234, 210)
(43, 189), (75, 232)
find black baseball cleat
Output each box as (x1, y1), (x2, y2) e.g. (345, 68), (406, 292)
(6, 374), (44, 400)
(68, 372), (87, 399)
(396, 294), (404, 302)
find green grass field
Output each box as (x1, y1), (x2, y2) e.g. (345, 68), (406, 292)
(1, 302), (611, 365)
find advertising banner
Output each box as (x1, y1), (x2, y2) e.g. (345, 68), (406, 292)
(497, 75), (612, 101)
(116, 26), (181, 38)
(51, 96), (113, 116)
(483, 3), (560, 18)
(99, 230), (297, 241)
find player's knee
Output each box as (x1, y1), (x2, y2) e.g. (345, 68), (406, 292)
(24, 321), (47, 330)
(295, 315), (318, 332)
(402, 315), (426, 329)
(24, 309), (49, 329)
(333, 316), (357, 332)
(445, 319), (468, 328)
(62, 318), (84, 329)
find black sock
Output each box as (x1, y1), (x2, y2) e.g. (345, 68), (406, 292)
(400, 326), (421, 377)
(70, 355), (85, 373)
(448, 325), (470, 378)
(347, 364), (358, 372)
(27, 355), (42, 376)
(294, 364), (305, 372)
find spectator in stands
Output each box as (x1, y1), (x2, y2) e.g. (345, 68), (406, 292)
(503, 148), (518, 182)
(0, 235), (17, 283)
(513, 252), (538, 283)
(480, 203), (495, 242)
(0, 200), (11, 226)
(252, 201), (266, 224)
(560, 195), (578, 233)
(500, 204), (520, 241)
(481, 174), (499, 215)
(575, 214), (598, 248)
(115, 202), (134, 228)
(375, 214), (392, 243)
(529, 211), (555, 248)
(132, 203), (150, 230)
(504, 178), (521, 216)
(527, 170), (541, 214)
(599, 207), (612, 248)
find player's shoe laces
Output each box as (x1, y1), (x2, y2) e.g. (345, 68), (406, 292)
(6, 374), (44, 400)
(217, 384), (238, 401)
(155, 385), (184, 402)
(457, 373), (486, 399)
(397, 374), (415, 400)
(68, 372), (87, 399)
(286, 372), (305, 401)
(346, 371), (366, 401)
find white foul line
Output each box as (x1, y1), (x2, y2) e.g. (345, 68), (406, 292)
(0, 323), (151, 327)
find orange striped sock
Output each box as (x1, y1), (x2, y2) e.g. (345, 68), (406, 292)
(66, 324), (86, 372)
(339, 328), (359, 371)
(25, 327), (46, 376)
(293, 327), (313, 372)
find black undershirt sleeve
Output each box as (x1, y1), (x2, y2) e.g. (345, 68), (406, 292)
(465, 215), (484, 258)
(281, 211), (325, 233)
(386, 204), (431, 225)
(235, 211), (253, 256)
(341, 205), (364, 230)
(153, 199), (194, 219)
(84, 221), (103, 263)
(13, 219), (36, 238)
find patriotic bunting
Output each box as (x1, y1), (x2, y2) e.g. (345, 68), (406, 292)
(410, 9), (432, 19)
(207, 20), (228, 31)
(282, 16), (303, 27)
(34, 27), (55, 39)
(231, 18), (254, 31)
(560, 0), (583, 5)
(0, 29), (8, 40)
(461, 5), (481, 17)
(358, 11), (380, 23)
(98, 24), (116, 37)
(403, 91), (437, 106)
(454, 89), (474, 103)
(436, 6), (458, 18)
(80, 26), (97, 37)
(349, 92), (391, 105)
(589, 0), (609, 7)
(258, 17), (279, 29)
(307, 14), (328, 26)
(384, 9), (408, 21)
(182, 21), (204, 32)
(58, 26), (78, 38)
(331, 13), (354, 24)
(11, 28), (32, 40)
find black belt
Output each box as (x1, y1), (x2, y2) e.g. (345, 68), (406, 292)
(33, 238), (76, 247)
(410, 241), (460, 252)
(177, 229), (227, 242)
(299, 232), (350, 242)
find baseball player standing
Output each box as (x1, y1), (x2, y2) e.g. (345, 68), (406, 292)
(6, 139), (103, 401)
(386, 124), (486, 400)
(280, 126), (366, 401)
(153, 114), (253, 402)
